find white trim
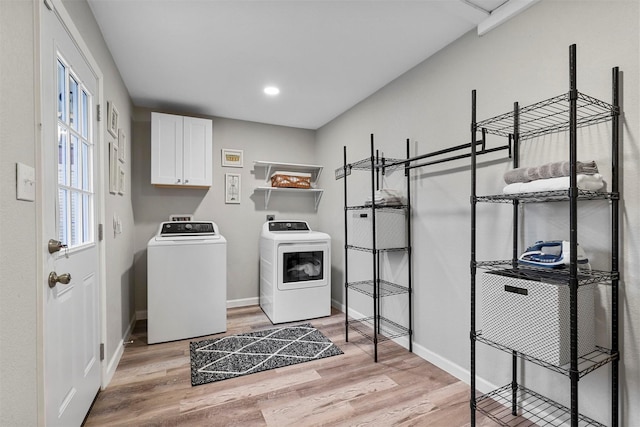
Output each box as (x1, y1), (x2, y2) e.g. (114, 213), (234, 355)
(34, 3), (45, 425)
(227, 297), (259, 308)
(410, 341), (498, 393)
(332, 298), (498, 392)
(102, 315), (135, 388)
(477, 0), (541, 36)
(322, 301), (585, 422)
(437, 0), (489, 24)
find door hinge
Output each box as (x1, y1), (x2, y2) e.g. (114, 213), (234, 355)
(98, 223), (103, 241)
(97, 104), (101, 122)
(100, 343), (105, 361)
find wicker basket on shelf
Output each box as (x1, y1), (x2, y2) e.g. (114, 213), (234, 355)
(270, 171), (312, 189)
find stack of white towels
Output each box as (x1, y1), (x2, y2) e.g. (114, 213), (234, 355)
(503, 160), (604, 194)
(364, 189), (406, 206)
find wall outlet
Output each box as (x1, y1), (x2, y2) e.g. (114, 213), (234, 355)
(266, 214), (275, 221)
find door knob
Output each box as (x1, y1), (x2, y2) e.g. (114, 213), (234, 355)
(48, 272), (71, 288)
(48, 239), (68, 254)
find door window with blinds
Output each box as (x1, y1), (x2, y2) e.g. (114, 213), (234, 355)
(57, 55), (94, 248)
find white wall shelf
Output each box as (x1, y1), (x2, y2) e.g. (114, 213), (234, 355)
(253, 161), (324, 209)
(253, 161), (323, 185)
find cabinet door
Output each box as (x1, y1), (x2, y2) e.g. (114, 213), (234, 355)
(151, 112), (183, 185)
(183, 116), (212, 186)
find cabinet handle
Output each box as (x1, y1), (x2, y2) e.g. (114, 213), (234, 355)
(176, 179), (181, 184)
(185, 179), (189, 184)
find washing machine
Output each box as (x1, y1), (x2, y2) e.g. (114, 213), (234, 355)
(147, 221), (227, 344)
(260, 220), (331, 324)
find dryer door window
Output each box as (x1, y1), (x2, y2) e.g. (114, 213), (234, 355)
(277, 242), (329, 290)
(283, 250), (323, 283)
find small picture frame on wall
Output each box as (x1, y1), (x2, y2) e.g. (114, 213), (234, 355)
(118, 128), (126, 163)
(109, 142), (118, 194)
(107, 101), (119, 137)
(222, 148), (243, 168)
(225, 173), (241, 204)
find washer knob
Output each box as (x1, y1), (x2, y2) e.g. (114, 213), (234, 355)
(185, 224), (193, 230)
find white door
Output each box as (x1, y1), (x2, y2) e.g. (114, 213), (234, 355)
(41, 2), (102, 425)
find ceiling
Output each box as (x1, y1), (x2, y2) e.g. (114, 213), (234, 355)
(88, 0), (510, 130)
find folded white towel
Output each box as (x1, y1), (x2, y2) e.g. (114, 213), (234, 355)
(503, 174), (604, 194)
(364, 188), (405, 206)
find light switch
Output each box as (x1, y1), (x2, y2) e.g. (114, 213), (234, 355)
(113, 213), (122, 235)
(16, 162), (36, 202)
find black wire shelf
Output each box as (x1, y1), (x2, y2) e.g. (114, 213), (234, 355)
(476, 261), (617, 286)
(335, 156), (406, 179)
(476, 384), (607, 426)
(346, 204), (408, 211)
(475, 332), (618, 378)
(346, 280), (410, 298)
(346, 244), (409, 254)
(471, 46), (620, 427)
(347, 316), (410, 342)
(348, 157), (406, 171)
(476, 190), (618, 204)
(476, 91), (618, 140)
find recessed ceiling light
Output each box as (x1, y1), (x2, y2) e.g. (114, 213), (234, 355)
(264, 86), (280, 96)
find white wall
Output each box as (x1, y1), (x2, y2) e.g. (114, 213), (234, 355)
(316, 0), (639, 425)
(132, 110), (318, 313)
(0, 1), (39, 425)
(61, 0), (136, 381)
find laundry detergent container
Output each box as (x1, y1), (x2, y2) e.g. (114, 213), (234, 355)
(480, 270), (596, 366)
(349, 209), (406, 250)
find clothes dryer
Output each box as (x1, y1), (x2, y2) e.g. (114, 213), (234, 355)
(147, 221), (226, 344)
(260, 220), (331, 324)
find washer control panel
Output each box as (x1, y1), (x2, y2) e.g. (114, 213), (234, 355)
(268, 221), (310, 232)
(160, 222), (216, 235)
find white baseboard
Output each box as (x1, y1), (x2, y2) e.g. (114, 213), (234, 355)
(332, 299), (497, 393)
(102, 314), (136, 389)
(227, 297), (259, 308)
(410, 341), (497, 393)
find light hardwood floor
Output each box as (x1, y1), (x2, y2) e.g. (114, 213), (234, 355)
(84, 306), (496, 426)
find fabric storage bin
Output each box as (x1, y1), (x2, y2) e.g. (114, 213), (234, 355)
(270, 171), (311, 189)
(349, 210), (406, 250)
(480, 271), (596, 366)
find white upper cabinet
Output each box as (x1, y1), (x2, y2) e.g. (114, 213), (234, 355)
(151, 112), (212, 187)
